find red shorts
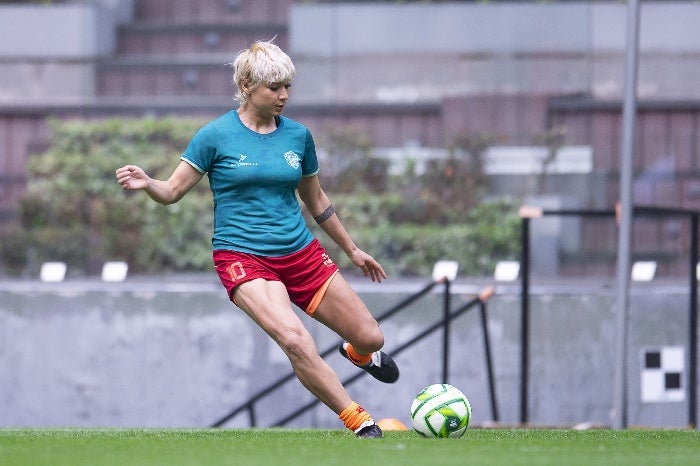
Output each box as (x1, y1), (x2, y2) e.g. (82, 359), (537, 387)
(213, 239), (339, 315)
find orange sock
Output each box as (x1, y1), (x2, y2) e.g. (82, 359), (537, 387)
(344, 343), (372, 366)
(339, 401), (373, 432)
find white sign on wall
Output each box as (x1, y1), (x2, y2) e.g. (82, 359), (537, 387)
(640, 346), (684, 403)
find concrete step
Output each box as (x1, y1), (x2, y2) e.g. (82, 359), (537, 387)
(117, 22), (287, 56)
(134, 0), (292, 26)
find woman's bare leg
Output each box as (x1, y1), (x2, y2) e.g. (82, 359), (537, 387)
(233, 278), (352, 414)
(312, 273), (384, 354)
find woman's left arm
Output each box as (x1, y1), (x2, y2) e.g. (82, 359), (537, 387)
(297, 175), (387, 282)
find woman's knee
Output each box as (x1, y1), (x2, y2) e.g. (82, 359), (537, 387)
(353, 324), (384, 353)
(276, 326), (316, 361)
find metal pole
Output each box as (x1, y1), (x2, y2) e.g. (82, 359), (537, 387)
(613, 0), (641, 430)
(480, 300), (499, 422)
(442, 279), (451, 384)
(520, 217), (530, 424)
(689, 213), (698, 428)
(249, 404), (256, 428)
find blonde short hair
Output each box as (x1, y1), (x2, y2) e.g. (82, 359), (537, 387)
(230, 39), (296, 104)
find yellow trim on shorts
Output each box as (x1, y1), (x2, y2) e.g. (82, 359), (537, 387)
(306, 270), (339, 316)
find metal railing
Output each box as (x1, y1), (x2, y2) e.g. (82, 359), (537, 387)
(518, 205), (699, 428)
(210, 279), (498, 428)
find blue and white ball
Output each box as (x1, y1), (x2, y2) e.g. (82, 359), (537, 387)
(410, 383), (471, 438)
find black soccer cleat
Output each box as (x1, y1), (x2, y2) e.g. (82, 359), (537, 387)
(356, 422), (383, 439)
(339, 343), (399, 383)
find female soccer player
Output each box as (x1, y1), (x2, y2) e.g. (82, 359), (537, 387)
(115, 39), (398, 438)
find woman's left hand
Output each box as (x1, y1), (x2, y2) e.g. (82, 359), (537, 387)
(348, 248), (387, 283)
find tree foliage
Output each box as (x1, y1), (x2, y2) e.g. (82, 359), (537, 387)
(1, 117), (521, 278)
(3, 117), (212, 276)
(308, 194), (520, 277)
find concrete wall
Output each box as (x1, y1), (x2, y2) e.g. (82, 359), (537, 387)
(289, 2), (700, 102)
(0, 278), (694, 429)
(0, 2), (132, 101)
(291, 3), (700, 56)
(0, 4), (116, 59)
(3, 2), (700, 102)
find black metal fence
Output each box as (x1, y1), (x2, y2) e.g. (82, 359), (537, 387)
(210, 279), (499, 428)
(518, 205), (699, 428)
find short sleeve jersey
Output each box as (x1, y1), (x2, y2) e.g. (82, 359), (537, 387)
(180, 110), (319, 256)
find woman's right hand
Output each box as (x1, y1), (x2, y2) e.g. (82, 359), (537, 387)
(115, 161), (203, 205)
(115, 165), (150, 191)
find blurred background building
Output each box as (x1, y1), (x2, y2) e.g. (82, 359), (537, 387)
(1, 0), (699, 430)
(1, 0), (700, 277)
(2, 0), (700, 277)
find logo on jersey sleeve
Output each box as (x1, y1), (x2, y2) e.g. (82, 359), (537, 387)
(284, 151), (301, 169)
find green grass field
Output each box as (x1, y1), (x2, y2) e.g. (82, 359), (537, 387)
(1, 428), (698, 466)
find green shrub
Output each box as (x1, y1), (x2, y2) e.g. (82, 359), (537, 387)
(2, 117), (521, 278)
(311, 196), (521, 277)
(3, 117), (212, 275)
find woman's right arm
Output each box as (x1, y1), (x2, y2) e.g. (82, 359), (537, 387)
(115, 161), (203, 205)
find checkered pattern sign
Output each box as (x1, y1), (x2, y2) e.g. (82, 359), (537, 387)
(640, 346), (685, 403)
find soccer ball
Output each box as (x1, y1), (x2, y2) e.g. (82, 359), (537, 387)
(410, 383), (471, 438)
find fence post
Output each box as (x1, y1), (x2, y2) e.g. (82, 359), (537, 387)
(249, 404), (256, 428)
(519, 213), (532, 425)
(690, 213), (698, 428)
(442, 278), (451, 384)
(479, 287), (499, 422)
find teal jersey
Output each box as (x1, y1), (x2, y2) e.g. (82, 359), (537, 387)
(181, 110), (319, 256)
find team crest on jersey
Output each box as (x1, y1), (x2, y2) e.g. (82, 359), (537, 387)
(284, 151), (301, 169)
